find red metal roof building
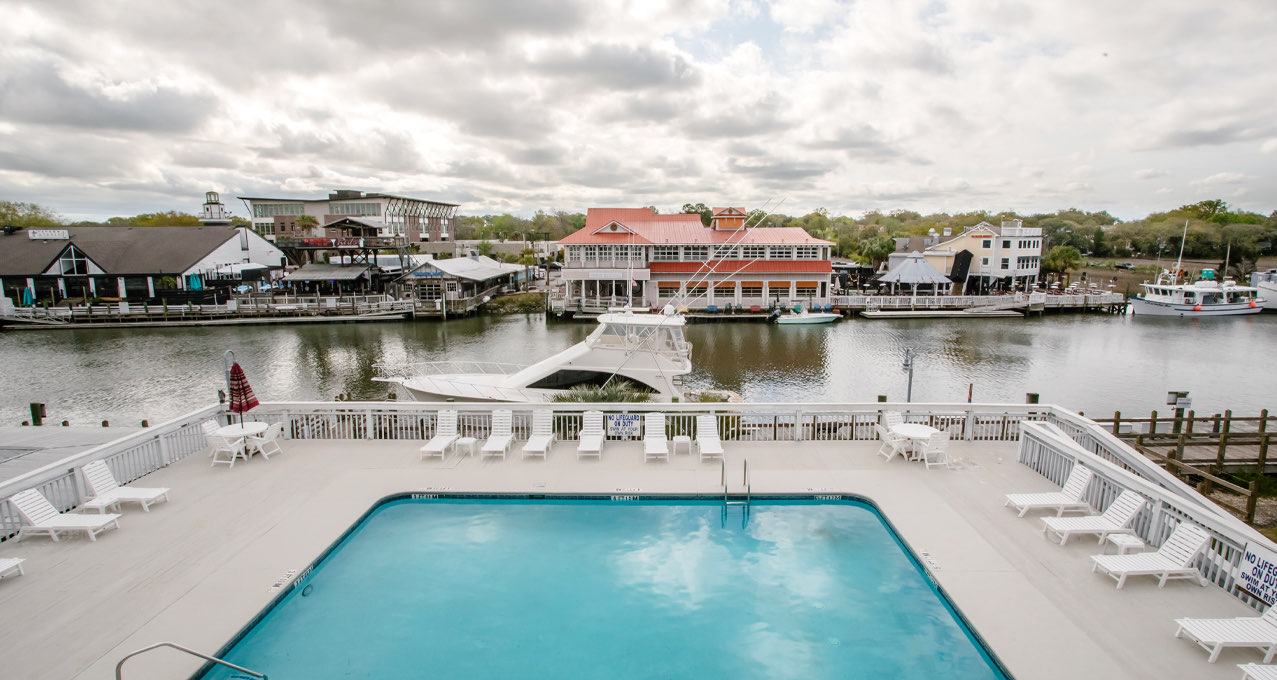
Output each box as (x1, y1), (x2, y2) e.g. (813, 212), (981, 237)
(559, 207), (834, 313)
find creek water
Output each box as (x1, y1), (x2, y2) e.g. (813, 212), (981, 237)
(0, 312), (1273, 427)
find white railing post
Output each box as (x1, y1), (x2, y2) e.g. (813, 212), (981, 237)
(964, 407), (975, 441)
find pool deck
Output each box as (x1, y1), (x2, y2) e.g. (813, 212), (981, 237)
(0, 437), (1262, 680)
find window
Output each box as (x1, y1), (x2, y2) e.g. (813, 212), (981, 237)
(1002, 240), (1011, 249)
(981, 257), (989, 266)
(331, 202), (381, 216)
(769, 246), (793, 259)
(683, 246), (708, 261)
(59, 246), (88, 276)
(584, 246), (598, 261)
(252, 203), (304, 217)
(652, 246), (680, 261)
(795, 246), (820, 259)
(657, 284), (679, 298)
(1000, 258), (1009, 270)
(981, 239), (991, 249)
(567, 247), (582, 263)
(740, 285), (763, 297)
(741, 245), (766, 259)
(597, 246), (613, 260)
(714, 244), (740, 259)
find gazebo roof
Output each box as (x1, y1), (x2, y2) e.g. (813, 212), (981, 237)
(878, 252), (951, 285)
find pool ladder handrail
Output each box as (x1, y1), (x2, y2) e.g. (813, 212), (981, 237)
(115, 641), (267, 680)
(722, 459), (751, 528)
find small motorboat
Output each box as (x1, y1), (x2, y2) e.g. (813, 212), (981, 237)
(773, 307), (840, 325)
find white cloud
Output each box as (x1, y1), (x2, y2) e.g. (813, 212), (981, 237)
(0, 0), (1275, 221)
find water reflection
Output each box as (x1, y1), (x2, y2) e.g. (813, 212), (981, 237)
(0, 312), (1273, 425)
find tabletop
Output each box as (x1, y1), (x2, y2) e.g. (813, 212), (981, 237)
(215, 422), (268, 439)
(891, 423), (939, 439)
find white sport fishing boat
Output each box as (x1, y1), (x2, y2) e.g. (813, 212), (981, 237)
(1130, 270), (1264, 317)
(374, 307), (692, 402)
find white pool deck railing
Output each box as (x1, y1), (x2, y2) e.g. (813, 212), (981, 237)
(0, 401), (1273, 680)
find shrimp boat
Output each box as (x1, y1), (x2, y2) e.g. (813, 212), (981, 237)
(373, 307), (693, 402)
(1130, 269), (1264, 317)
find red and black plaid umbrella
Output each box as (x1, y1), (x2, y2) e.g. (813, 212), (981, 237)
(227, 362), (259, 423)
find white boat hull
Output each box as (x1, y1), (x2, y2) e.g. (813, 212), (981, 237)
(1130, 297), (1264, 317)
(776, 313), (840, 325)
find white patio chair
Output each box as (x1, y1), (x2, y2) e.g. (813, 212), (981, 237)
(577, 410), (604, 460)
(0, 557), (25, 580)
(875, 423), (909, 462)
(920, 431), (951, 470)
(1091, 521), (1210, 589)
(644, 413), (670, 463)
(1240, 663), (1277, 680)
(482, 410), (514, 460)
(81, 460), (170, 513)
(249, 422), (286, 460)
(8, 488), (121, 542)
(1175, 605), (1277, 663)
(696, 415), (724, 462)
(882, 411), (904, 429)
(522, 410), (555, 460)
(209, 433), (247, 468)
(1042, 489), (1146, 545)
(421, 410), (460, 461)
(1004, 465), (1095, 517)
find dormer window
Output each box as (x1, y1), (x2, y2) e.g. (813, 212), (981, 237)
(59, 245), (88, 276)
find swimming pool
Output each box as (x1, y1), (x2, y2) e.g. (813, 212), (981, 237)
(200, 496), (1010, 679)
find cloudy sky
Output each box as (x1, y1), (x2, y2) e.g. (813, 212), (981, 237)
(2, 0), (1275, 222)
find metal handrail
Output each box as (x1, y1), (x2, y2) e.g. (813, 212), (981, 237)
(115, 641), (266, 679)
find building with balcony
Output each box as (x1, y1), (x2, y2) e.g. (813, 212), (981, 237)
(558, 207), (834, 312)
(923, 219), (1043, 293)
(238, 190), (459, 243)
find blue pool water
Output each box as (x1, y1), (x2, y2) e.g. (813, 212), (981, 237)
(202, 498), (1008, 680)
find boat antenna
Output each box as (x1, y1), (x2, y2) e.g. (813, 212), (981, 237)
(1173, 220), (1188, 284)
(673, 198), (788, 310)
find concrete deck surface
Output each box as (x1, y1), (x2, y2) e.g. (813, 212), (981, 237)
(0, 437), (1263, 680)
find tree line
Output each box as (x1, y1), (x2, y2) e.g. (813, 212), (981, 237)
(5, 198), (1274, 274)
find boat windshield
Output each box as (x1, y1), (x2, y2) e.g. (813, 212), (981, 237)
(592, 322), (688, 357)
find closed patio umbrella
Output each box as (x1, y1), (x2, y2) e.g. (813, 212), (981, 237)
(227, 362), (259, 425)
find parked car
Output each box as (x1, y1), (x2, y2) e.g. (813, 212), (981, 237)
(1115, 262), (1135, 270)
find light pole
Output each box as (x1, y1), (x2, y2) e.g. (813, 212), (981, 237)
(902, 348), (915, 402)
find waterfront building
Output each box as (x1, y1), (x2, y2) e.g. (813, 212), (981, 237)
(238, 189), (459, 243)
(0, 224), (287, 306)
(921, 219), (1044, 293)
(397, 255), (526, 311)
(559, 207), (834, 312)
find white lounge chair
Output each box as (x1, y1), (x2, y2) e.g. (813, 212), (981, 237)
(0, 557), (24, 580)
(920, 431), (951, 470)
(209, 431), (247, 468)
(875, 424), (909, 462)
(1091, 521), (1210, 589)
(882, 410), (904, 429)
(696, 415), (724, 462)
(577, 410), (604, 460)
(644, 413), (670, 463)
(80, 460), (170, 514)
(522, 410), (555, 460)
(421, 410), (461, 461)
(1042, 489), (1146, 545)
(1240, 663), (1277, 679)
(249, 422), (286, 460)
(1004, 465), (1095, 517)
(8, 488), (121, 542)
(482, 409), (514, 460)
(1175, 605), (1277, 663)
